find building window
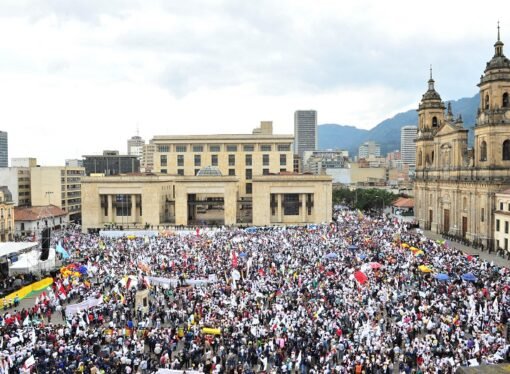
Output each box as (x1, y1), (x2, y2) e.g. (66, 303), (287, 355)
(481, 208), (484, 222)
(500, 202), (504, 210)
(480, 141), (487, 161)
(194, 155), (201, 167)
(497, 219), (500, 232)
(226, 145), (237, 152)
(158, 145), (169, 152)
(262, 154), (270, 166)
(228, 169), (235, 176)
(307, 193), (313, 215)
(280, 154), (286, 166)
(485, 94), (490, 110)
(160, 155), (167, 167)
(228, 154), (235, 166)
(283, 194), (299, 215)
(503, 140), (510, 160)
(177, 169), (184, 176)
(209, 145), (221, 152)
(176, 145), (187, 153)
(432, 116), (438, 127)
(263, 168), (269, 175)
(192, 145), (203, 152)
(503, 92), (509, 108)
(161, 169), (167, 174)
(508, 203), (510, 211)
(177, 155), (184, 167)
(505, 221), (509, 234)
(245, 169), (252, 180)
(418, 150), (422, 166)
(211, 155), (218, 166)
(260, 144), (272, 152)
(245, 183), (252, 194)
(277, 144), (291, 152)
(243, 144), (254, 152)
(245, 154), (252, 166)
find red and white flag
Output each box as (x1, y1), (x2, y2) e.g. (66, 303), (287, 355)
(231, 251), (238, 268)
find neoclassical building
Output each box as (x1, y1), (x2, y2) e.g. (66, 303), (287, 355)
(415, 26), (510, 250)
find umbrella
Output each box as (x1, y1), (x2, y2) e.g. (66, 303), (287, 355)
(239, 252), (248, 258)
(354, 271), (368, 284)
(462, 273), (477, 282)
(434, 273), (450, 281)
(324, 253), (339, 260)
(78, 265), (88, 275)
(357, 253), (367, 260)
(418, 265), (432, 273)
(370, 262), (383, 270)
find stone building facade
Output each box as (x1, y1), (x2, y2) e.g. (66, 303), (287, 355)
(415, 27), (510, 250)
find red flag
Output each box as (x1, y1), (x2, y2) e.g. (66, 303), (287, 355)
(232, 251), (238, 268)
(126, 277), (132, 290)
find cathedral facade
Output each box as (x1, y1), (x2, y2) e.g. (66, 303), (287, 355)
(414, 27), (510, 250)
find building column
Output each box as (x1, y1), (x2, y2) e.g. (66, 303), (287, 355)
(131, 194), (137, 225)
(107, 194), (113, 224)
(301, 193), (307, 223)
(277, 194), (283, 223)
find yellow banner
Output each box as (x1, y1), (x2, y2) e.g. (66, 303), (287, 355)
(0, 277), (53, 307)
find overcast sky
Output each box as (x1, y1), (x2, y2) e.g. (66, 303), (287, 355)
(0, 0), (507, 165)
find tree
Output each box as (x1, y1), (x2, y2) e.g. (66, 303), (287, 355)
(333, 187), (398, 212)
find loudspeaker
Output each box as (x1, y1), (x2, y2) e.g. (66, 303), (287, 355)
(0, 262), (8, 280)
(40, 248), (50, 261)
(41, 228), (51, 250)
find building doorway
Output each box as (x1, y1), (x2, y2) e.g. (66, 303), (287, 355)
(428, 209), (433, 230)
(443, 209), (450, 233)
(462, 216), (467, 238)
(187, 193), (225, 226)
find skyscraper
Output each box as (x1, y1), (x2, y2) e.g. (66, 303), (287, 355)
(400, 125), (417, 165)
(127, 135), (145, 157)
(294, 110), (317, 160)
(0, 131), (8, 168)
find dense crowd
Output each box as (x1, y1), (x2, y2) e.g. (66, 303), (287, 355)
(0, 210), (509, 373)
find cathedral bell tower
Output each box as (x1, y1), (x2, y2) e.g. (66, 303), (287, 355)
(475, 23), (510, 168)
(415, 67), (446, 171)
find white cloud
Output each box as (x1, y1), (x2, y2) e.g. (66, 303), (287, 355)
(0, 0), (507, 164)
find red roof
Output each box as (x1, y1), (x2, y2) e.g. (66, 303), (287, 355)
(392, 197), (414, 208)
(14, 205), (67, 221)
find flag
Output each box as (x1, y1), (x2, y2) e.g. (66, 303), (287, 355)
(120, 293), (126, 305)
(357, 209), (364, 220)
(23, 315), (30, 326)
(231, 251), (238, 268)
(125, 277), (132, 290)
(56, 243), (70, 259)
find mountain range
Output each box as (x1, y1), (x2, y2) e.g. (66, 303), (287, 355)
(318, 93), (480, 156)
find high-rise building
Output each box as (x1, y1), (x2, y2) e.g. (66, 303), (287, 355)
(358, 141), (381, 159)
(294, 110), (317, 160)
(400, 126), (418, 165)
(0, 131), (8, 168)
(128, 135), (145, 157)
(30, 166), (85, 224)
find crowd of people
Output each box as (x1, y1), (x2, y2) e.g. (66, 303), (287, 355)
(0, 209), (509, 373)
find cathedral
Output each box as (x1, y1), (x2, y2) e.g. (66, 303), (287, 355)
(414, 25), (510, 250)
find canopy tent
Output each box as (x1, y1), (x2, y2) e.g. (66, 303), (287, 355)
(0, 242), (38, 259)
(9, 248), (56, 275)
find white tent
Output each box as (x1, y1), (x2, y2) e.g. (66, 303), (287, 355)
(9, 248), (56, 275)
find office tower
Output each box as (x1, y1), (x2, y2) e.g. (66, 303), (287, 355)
(0, 132), (8, 168)
(401, 125), (418, 165)
(294, 110), (317, 159)
(358, 141), (381, 159)
(128, 135), (145, 157)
